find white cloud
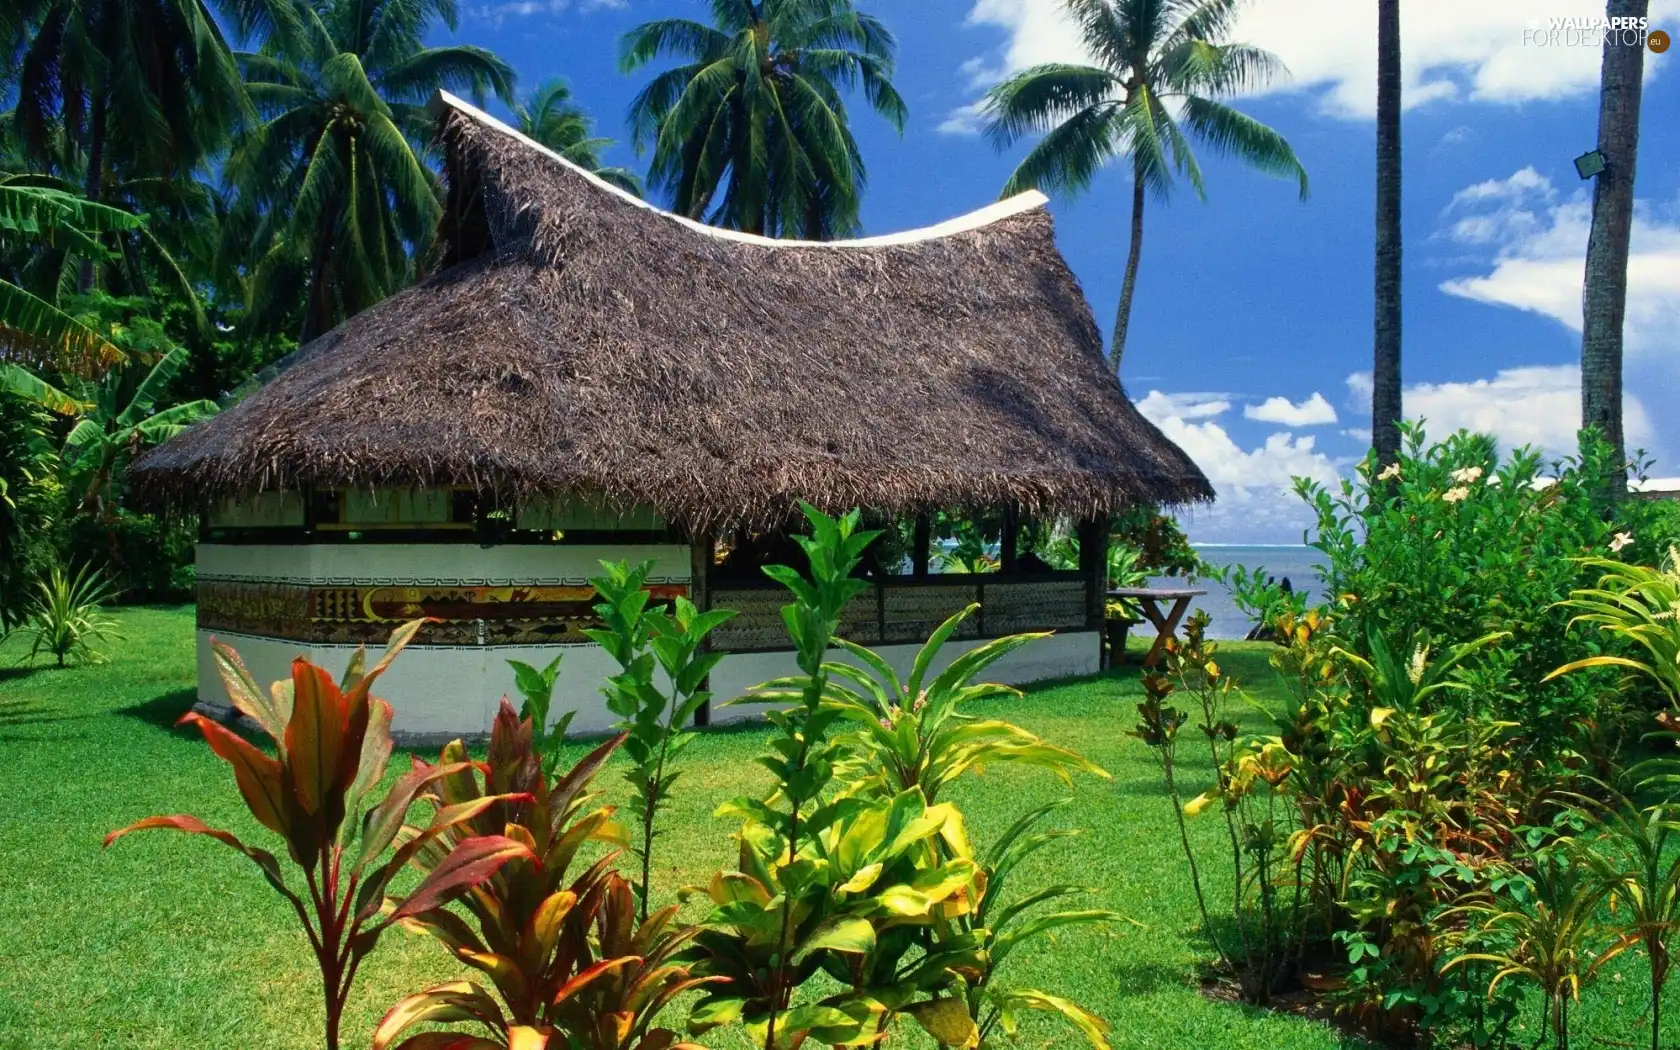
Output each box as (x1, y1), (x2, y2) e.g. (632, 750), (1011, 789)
(1344, 366), (1655, 456)
(943, 0), (1673, 129)
(1136, 390), (1342, 542)
(1244, 392), (1338, 426)
(469, 0), (621, 23)
(1437, 170), (1680, 356)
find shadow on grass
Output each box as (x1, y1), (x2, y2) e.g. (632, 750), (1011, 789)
(0, 665), (40, 683)
(116, 687), (199, 733)
(0, 696), (95, 741)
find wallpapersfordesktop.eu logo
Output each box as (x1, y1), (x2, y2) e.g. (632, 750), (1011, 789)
(1524, 15), (1670, 52)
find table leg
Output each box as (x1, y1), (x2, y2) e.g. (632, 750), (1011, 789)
(1137, 599), (1168, 668)
(1141, 596), (1196, 669)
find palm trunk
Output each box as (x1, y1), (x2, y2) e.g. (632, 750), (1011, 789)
(1372, 0), (1403, 468)
(1110, 169), (1146, 375)
(300, 211), (338, 343)
(1580, 0), (1647, 502)
(77, 93), (108, 294)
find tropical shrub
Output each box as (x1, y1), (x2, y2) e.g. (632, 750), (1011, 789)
(1296, 424), (1654, 753)
(65, 506), (197, 601)
(587, 558), (736, 920)
(376, 700), (709, 1050)
(105, 623), (536, 1050)
(682, 505), (1114, 1050)
(1549, 549), (1680, 709)
(1442, 850), (1625, 1050)
(0, 392), (62, 631)
(15, 561), (119, 666)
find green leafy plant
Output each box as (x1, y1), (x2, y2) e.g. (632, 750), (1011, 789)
(799, 603), (1107, 804)
(587, 558), (737, 921)
(508, 653), (575, 778)
(16, 561), (119, 666)
(1443, 851), (1629, 1050)
(1560, 780), (1680, 1050)
(105, 622), (536, 1050)
(1548, 548), (1680, 709)
(957, 800), (1118, 1049)
(1300, 424), (1646, 746)
(375, 699), (710, 1050)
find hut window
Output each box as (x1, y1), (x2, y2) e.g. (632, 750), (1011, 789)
(451, 491), (478, 525)
(309, 489), (343, 527)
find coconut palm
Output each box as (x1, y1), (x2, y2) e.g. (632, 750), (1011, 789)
(1580, 0), (1649, 499)
(11, 0), (245, 295)
(224, 0), (515, 341)
(1372, 0), (1402, 468)
(620, 0), (907, 239)
(514, 78), (643, 197)
(981, 0), (1306, 373)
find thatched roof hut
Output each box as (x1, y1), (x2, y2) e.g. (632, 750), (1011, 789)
(132, 92), (1211, 532)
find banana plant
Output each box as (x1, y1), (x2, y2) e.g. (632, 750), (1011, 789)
(376, 698), (711, 1050)
(0, 183), (139, 376)
(586, 558), (736, 921)
(763, 603), (1107, 805)
(1547, 551), (1680, 709)
(105, 621), (535, 1050)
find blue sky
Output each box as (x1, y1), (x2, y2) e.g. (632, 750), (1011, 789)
(435, 0), (1678, 541)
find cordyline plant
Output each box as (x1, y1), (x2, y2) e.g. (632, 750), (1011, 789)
(105, 622), (536, 1050)
(587, 558), (736, 921)
(508, 653), (574, 778)
(376, 698), (713, 1050)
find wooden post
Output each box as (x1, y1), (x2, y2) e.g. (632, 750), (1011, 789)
(912, 513), (931, 577)
(1000, 505), (1019, 575)
(690, 532), (713, 727)
(1077, 516), (1108, 666)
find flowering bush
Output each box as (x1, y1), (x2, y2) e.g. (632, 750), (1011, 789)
(1297, 424), (1656, 749)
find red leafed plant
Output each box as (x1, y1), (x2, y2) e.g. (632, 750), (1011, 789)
(373, 698), (715, 1050)
(105, 622), (536, 1050)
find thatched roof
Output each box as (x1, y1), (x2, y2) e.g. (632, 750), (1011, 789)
(132, 92), (1212, 532)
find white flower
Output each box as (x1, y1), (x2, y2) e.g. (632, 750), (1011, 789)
(1377, 463), (1402, 481)
(1443, 486), (1470, 503)
(1609, 531), (1634, 553)
(1406, 645), (1430, 686)
(1451, 466), (1485, 484)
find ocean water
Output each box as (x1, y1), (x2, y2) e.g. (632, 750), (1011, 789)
(1150, 545), (1328, 640)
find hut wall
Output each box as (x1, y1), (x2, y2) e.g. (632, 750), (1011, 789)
(193, 540), (690, 741)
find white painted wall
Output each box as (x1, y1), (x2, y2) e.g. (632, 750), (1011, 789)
(196, 629), (1102, 741)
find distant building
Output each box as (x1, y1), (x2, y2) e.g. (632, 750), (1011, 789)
(132, 93), (1211, 740)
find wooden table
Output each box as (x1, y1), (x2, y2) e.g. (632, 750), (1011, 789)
(1107, 587), (1207, 668)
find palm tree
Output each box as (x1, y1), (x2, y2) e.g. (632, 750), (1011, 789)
(12, 0), (246, 292)
(514, 79), (643, 197)
(1372, 0), (1402, 469)
(1580, 0), (1649, 500)
(620, 0), (907, 239)
(224, 0), (515, 342)
(981, 0), (1307, 374)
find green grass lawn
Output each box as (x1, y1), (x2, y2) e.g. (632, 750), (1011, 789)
(0, 606), (1670, 1049)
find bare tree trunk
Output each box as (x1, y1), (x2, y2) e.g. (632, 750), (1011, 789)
(77, 93), (108, 294)
(1110, 169), (1146, 375)
(1372, 0), (1403, 467)
(1580, 0), (1647, 501)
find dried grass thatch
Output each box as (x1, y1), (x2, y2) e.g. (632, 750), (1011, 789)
(131, 93), (1212, 533)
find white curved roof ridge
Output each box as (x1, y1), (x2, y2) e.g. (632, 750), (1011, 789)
(432, 91), (1050, 250)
